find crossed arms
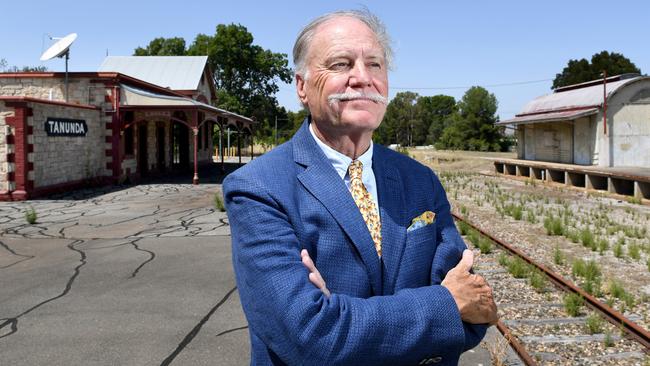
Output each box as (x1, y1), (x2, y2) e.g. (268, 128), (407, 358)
(225, 171), (497, 365)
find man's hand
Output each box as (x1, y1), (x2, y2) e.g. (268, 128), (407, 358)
(301, 249), (331, 298)
(442, 249), (498, 325)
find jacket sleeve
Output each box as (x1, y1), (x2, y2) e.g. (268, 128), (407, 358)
(224, 172), (467, 366)
(427, 170), (489, 351)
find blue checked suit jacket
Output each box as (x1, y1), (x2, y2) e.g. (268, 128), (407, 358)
(224, 120), (487, 366)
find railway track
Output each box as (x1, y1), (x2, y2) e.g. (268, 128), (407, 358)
(452, 213), (650, 365)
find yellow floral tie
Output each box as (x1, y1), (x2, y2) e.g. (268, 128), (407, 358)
(348, 160), (382, 257)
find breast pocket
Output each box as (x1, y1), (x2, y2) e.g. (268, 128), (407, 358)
(397, 223), (438, 287)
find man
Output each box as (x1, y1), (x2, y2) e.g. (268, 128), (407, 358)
(224, 9), (497, 366)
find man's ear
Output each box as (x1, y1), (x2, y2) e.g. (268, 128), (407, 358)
(296, 74), (308, 106)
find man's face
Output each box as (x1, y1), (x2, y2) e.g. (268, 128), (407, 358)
(297, 16), (389, 135)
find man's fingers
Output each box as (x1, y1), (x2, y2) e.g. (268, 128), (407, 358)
(456, 249), (474, 273)
(301, 249), (330, 297)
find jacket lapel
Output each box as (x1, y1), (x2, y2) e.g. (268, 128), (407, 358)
(373, 145), (407, 294)
(293, 120), (383, 295)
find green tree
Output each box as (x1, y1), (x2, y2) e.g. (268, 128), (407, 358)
(0, 58), (48, 72)
(375, 91), (419, 146)
(134, 37), (187, 56)
(552, 51), (641, 89)
(134, 25), (292, 141)
(436, 86), (504, 151)
(416, 95), (456, 145)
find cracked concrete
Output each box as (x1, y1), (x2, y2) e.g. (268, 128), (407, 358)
(0, 167), (494, 365)
(0, 176), (249, 365)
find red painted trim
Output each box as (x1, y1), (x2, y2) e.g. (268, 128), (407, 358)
(0, 96), (98, 110)
(5, 105), (32, 198)
(0, 72), (188, 99)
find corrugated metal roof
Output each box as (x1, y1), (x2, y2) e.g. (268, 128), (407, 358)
(519, 77), (637, 115)
(499, 75), (649, 125)
(120, 84), (253, 123)
(99, 56), (208, 91)
(497, 107), (599, 125)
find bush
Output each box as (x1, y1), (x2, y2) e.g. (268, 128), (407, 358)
(477, 237), (492, 254)
(553, 246), (565, 265)
(507, 257), (530, 279)
(457, 221), (470, 236)
(529, 270), (547, 293)
(613, 242), (624, 258)
(585, 314), (604, 334)
(214, 193), (226, 212)
(628, 243), (640, 260)
(25, 206), (37, 224)
(544, 217), (564, 236)
(564, 293), (583, 317)
(580, 228), (595, 249)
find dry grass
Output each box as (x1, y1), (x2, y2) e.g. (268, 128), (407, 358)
(408, 148), (516, 174)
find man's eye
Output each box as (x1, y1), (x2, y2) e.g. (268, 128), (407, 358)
(331, 62), (349, 70)
(369, 62), (382, 69)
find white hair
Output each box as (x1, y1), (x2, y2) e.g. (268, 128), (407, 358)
(292, 9), (393, 80)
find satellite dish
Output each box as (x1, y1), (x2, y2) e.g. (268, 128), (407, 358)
(40, 33), (77, 102)
(40, 33), (77, 61)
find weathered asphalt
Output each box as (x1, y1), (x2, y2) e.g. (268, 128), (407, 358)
(0, 165), (498, 366)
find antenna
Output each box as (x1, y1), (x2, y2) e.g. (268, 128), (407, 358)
(40, 33), (77, 102)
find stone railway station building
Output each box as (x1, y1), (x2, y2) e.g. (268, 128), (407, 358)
(0, 56), (255, 200)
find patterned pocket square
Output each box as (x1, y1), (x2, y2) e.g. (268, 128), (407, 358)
(407, 211), (436, 232)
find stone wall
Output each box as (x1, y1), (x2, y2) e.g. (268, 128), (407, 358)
(0, 77), (110, 106)
(29, 103), (108, 188)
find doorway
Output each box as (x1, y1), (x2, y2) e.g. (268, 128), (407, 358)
(172, 122), (189, 169)
(157, 126), (166, 172)
(138, 124), (148, 176)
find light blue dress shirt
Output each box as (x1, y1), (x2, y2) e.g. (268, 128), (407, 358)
(309, 123), (380, 212)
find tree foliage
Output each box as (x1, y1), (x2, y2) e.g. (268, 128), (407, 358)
(0, 58), (48, 72)
(436, 86), (504, 151)
(134, 37), (187, 56)
(418, 95), (456, 145)
(552, 51), (641, 89)
(134, 24), (292, 139)
(375, 91), (419, 146)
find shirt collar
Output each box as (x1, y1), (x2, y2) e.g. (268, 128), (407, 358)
(309, 122), (373, 180)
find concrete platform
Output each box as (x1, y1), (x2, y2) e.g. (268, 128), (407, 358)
(492, 158), (650, 200)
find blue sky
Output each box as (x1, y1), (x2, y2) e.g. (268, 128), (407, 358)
(2, 1), (649, 120)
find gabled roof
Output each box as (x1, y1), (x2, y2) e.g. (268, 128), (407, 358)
(499, 75), (648, 125)
(99, 56), (209, 91)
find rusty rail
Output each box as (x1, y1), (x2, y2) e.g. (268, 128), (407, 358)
(452, 213), (650, 353)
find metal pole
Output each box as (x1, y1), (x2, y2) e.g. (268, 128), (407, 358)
(65, 51), (69, 102)
(603, 70), (607, 136)
(274, 115), (278, 146)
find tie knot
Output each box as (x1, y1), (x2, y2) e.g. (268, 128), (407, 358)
(348, 160), (363, 180)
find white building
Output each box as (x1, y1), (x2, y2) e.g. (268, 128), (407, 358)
(499, 74), (650, 168)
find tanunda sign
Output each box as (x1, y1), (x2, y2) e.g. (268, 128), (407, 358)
(45, 117), (88, 137)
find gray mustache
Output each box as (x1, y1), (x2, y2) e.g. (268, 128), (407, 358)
(327, 92), (388, 105)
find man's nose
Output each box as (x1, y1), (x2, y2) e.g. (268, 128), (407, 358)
(348, 62), (372, 88)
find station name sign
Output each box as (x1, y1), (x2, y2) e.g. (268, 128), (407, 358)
(45, 117), (88, 137)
